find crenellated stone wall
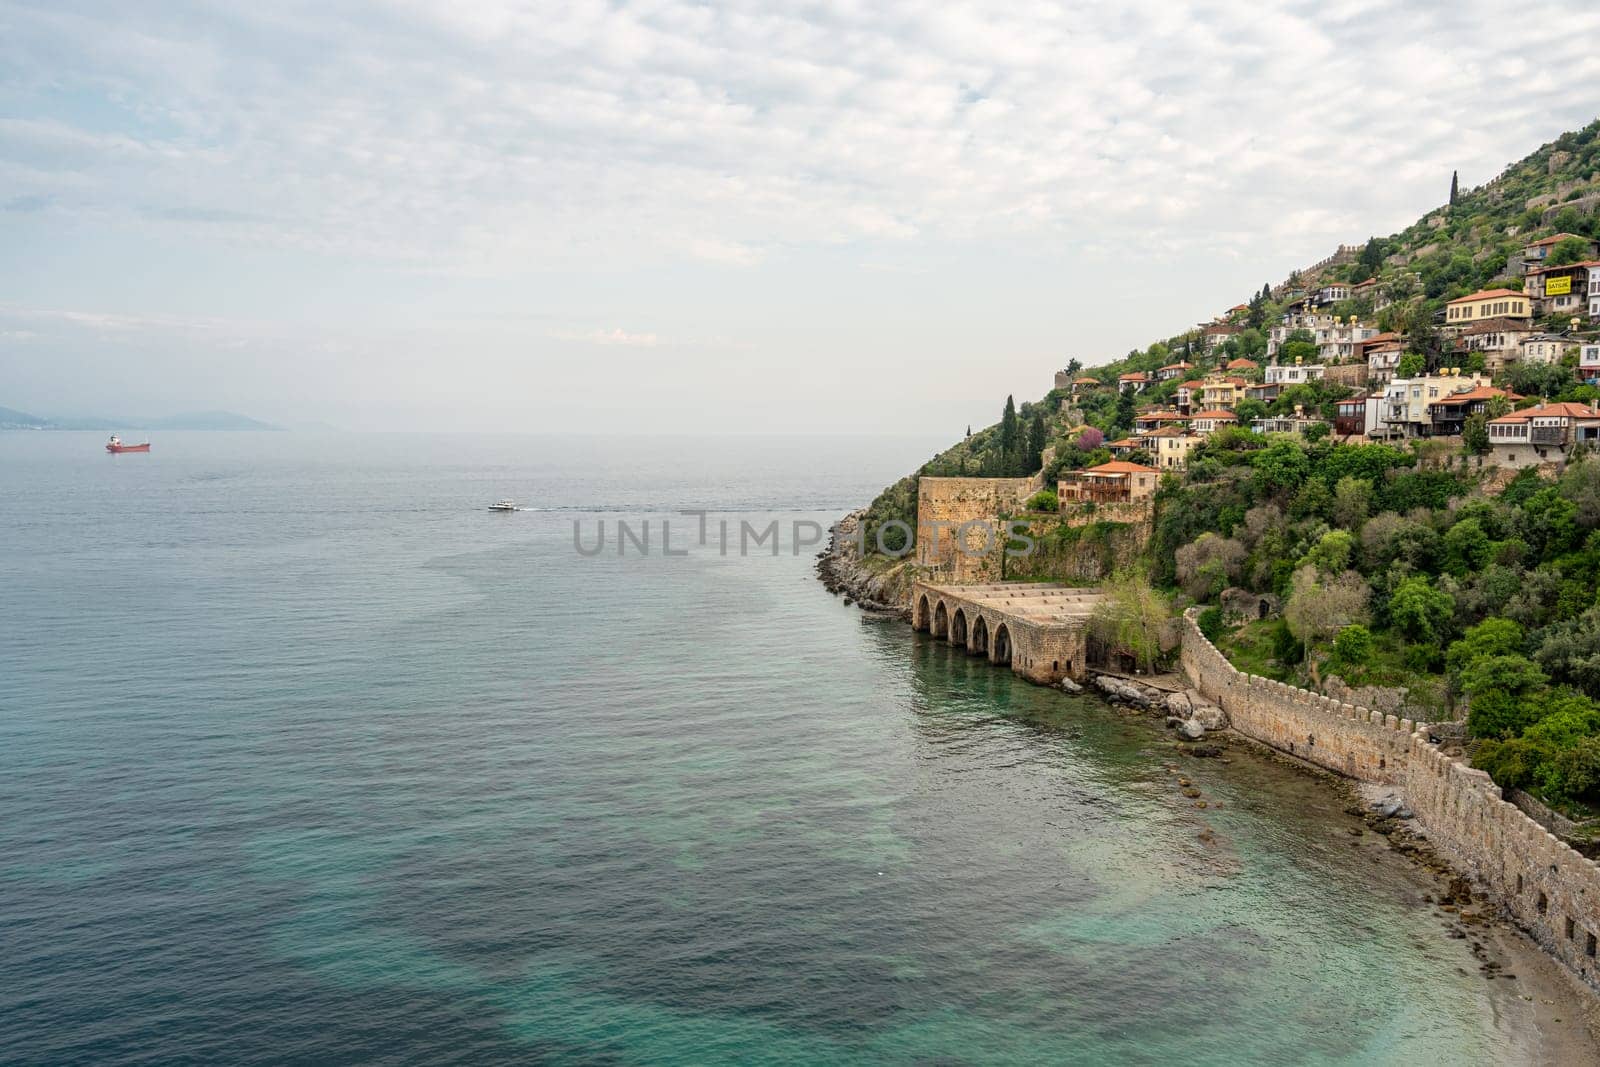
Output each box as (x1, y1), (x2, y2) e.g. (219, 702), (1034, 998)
(1180, 610), (1415, 785)
(1180, 608), (1600, 989)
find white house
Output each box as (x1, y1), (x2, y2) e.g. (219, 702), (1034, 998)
(1519, 334), (1573, 366)
(1264, 361), (1328, 386)
(1581, 344), (1600, 383)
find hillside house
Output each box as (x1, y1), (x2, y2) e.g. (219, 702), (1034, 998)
(1132, 410), (1188, 435)
(1200, 376), (1251, 409)
(1058, 461), (1161, 503)
(1155, 361), (1193, 381)
(1376, 373), (1495, 438)
(1225, 358), (1259, 374)
(1460, 317), (1535, 374)
(1203, 324), (1241, 351)
(1364, 338), (1405, 385)
(1526, 262), (1597, 318)
(1144, 426), (1202, 471)
(1520, 333), (1574, 366)
(1446, 288), (1531, 325)
(1252, 414), (1327, 436)
(1175, 379), (1205, 413)
(1314, 321), (1379, 361)
(1118, 372), (1150, 393)
(1312, 282), (1351, 307)
(1521, 233), (1598, 273)
(1582, 344), (1600, 383)
(1488, 403), (1600, 468)
(1189, 409), (1239, 435)
(1264, 361), (1327, 386)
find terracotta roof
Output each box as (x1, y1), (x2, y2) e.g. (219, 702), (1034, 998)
(1085, 460), (1160, 475)
(1429, 385), (1517, 406)
(1190, 409), (1239, 420)
(1119, 372), (1149, 381)
(1179, 379), (1205, 390)
(1073, 376), (1100, 384)
(1228, 304), (1249, 312)
(1206, 324), (1241, 334)
(1158, 361), (1193, 371)
(1108, 437), (1138, 448)
(1449, 288), (1526, 304)
(1353, 277), (1377, 287)
(1225, 358), (1258, 369)
(1357, 331), (1402, 345)
(1490, 402), (1600, 423)
(1525, 260), (1600, 275)
(1462, 316), (1534, 335)
(1526, 233), (1590, 248)
(1135, 410), (1187, 421)
(1145, 425), (1194, 439)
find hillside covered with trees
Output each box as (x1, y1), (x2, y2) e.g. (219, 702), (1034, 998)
(857, 118), (1600, 822)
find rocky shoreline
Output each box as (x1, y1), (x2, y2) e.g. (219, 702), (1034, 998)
(814, 510), (912, 617)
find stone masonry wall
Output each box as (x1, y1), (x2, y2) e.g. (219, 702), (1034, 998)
(915, 477), (1038, 583)
(1180, 611), (1415, 785)
(1180, 609), (1600, 989)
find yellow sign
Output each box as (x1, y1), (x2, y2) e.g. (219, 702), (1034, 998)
(1547, 275), (1573, 296)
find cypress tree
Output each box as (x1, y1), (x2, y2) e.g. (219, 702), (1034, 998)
(999, 396), (1019, 475)
(1449, 170), (1459, 206)
(1026, 410), (1047, 474)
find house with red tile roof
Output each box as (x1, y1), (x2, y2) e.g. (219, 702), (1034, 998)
(1058, 460), (1161, 503)
(1446, 288), (1530, 324)
(1488, 402), (1600, 468)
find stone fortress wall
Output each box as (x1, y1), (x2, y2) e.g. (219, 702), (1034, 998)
(915, 477), (1038, 583)
(1180, 609), (1600, 989)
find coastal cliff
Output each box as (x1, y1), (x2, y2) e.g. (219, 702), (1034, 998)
(816, 511), (918, 617)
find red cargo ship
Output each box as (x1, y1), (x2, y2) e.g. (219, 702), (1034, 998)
(106, 435), (151, 454)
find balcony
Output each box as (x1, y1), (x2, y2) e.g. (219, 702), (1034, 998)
(1530, 426), (1569, 447)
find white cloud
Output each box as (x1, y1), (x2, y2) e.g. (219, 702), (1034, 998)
(1, 0), (1595, 272)
(554, 326), (662, 347)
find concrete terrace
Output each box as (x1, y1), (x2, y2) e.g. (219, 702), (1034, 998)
(911, 581), (1106, 684)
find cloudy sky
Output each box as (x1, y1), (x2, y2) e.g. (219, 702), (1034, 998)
(2, 2), (1598, 432)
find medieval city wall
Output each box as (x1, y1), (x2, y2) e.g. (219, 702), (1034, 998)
(1180, 609), (1600, 989)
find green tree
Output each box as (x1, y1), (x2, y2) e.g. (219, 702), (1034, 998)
(1332, 476), (1372, 531)
(1284, 565), (1370, 685)
(1449, 169), (1459, 205)
(999, 396), (1020, 476)
(1091, 569), (1172, 674)
(1397, 351), (1426, 378)
(1388, 576), (1454, 645)
(1548, 235), (1592, 268)
(1026, 410), (1047, 474)
(1331, 624), (1375, 671)
(1462, 411), (1490, 455)
(1251, 438), (1311, 499)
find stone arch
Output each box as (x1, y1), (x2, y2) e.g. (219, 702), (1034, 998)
(914, 593), (931, 632)
(1258, 597), (1270, 620)
(992, 622), (1012, 666)
(950, 607), (968, 647)
(932, 600), (949, 638)
(970, 614), (989, 656)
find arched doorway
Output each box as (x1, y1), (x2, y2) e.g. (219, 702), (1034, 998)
(950, 608), (968, 647)
(932, 601), (948, 638)
(914, 594), (931, 631)
(971, 615), (989, 656)
(993, 623), (1012, 666)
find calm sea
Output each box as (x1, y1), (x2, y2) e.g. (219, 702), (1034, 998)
(0, 432), (1546, 1064)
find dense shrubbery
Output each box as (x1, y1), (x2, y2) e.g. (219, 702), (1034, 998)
(1160, 432), (1600, 811)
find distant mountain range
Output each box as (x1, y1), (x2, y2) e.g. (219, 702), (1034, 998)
(0, 406), (283, 431)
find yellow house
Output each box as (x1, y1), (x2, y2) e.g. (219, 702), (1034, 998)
(1199, 375), (1249, 409)
(1145, 426), (1203, 471)
(1445, 288), (1530, 324)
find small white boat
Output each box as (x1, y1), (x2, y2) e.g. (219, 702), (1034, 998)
(487, 499), (518, 511)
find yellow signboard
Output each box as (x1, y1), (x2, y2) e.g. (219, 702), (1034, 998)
(1547, 275), (1573, 296)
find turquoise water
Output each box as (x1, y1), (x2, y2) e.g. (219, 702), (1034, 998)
(0, 432), (1545, 1063)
